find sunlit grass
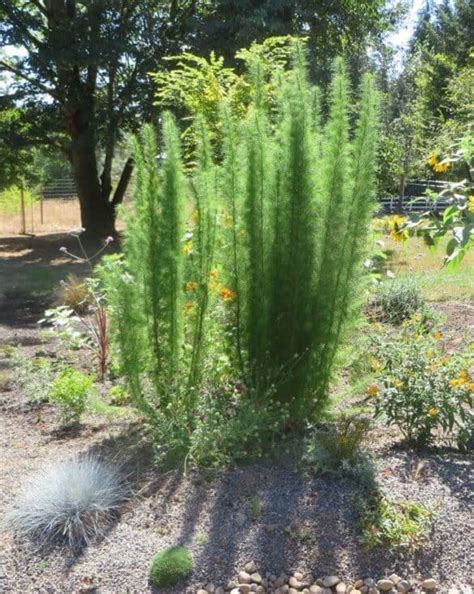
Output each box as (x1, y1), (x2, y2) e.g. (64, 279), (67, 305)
(382, 235), (474, 302)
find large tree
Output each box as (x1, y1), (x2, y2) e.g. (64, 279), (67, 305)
(0, 1), (197, 237)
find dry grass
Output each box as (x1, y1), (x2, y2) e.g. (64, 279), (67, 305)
(0, 199), (81, 236)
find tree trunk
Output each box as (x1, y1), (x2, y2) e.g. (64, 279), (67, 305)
(70, 129), (115, 240)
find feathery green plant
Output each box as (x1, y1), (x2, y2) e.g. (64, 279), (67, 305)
(102, 39), (379, 463)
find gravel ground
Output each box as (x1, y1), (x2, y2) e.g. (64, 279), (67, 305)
(0, 304), (473, 594)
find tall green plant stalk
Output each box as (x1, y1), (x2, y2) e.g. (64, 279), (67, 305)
(188, 116), (217, 392)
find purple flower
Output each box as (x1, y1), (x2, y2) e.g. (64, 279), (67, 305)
(104, 236), (114, 245)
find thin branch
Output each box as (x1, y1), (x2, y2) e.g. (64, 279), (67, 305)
(0, 60), (59, 100)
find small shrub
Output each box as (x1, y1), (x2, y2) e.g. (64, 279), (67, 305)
(371, 277), (426, 324)
(304, 415), (374, 481)
(358, 491), (432, 549)
(249, 494), (262, 519)
(108, 385), (130, 406)
(12, 352), (57, 404)
(4, 456), (126, 549)
(56, 274), (91, 313)
(368, 320), (473, 448)
(48, 368), (95, 425)
(149, 546), (193, 587)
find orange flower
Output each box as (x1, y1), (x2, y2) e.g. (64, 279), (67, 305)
(185, 281), (198, 292)
(183, 301), (194, 314)
(219, 287), (236, 302)
(428, 407), (439, 417)
(433, 330), (442, 341)
(367, 384), (379, 397)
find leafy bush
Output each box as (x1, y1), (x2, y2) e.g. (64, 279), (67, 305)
(370, 277), (426, 324)
(358, 491), (432, 549)
(304, 415), (374, 481)
(12, 352), (57, 404)
(48, 368), (95, 425)
(367, 319), (473, 448)
(149, 546), (193, 587)
(101, 39), (379, 465)
(108, 385), (130, 406)
(4, 456), (126, 549)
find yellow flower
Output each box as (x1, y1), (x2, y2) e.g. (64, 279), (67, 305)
(457, 370), (470, 386)
(449, 378), (460, 388)
(428, 407), (439, 417)
(427, 153), (438, 167)
(369, 356), (382, 371)
(185, 281), (198, 292)
(468, 195), (474, 214)
(393, 379), (404, 389)
(219, 287), (236, 303)
(209, 270), (219, 280)
(433, 161), (450, 173)
(390, 229), (408, 242)
(367, 384), (379, 397)
(433, 330), (442, 341)
(467, 382), (474, 393)
(182, 241), (193, 255)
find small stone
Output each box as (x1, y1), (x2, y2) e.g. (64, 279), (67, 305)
(251, 573), (262, 585)
(336, 584), (347, 594)
(231, 589), (240, 594)
(294, 572), (304, 581)
(389, 576), (402, 586)
(250, 586), (258, 593)
(365, 580), (376, 588)
(239, 572), (252, 585)
(228, 581), (239, 590)
(197, 590), (208, 594)
(245, 561), (257, 574)
(447, 589), (459, 594)
(354, 582), (364, 590)
(460, 587), (473, 594)
(352, 590), (362, 594)
(289, 576), (303, 589)
(397, 581), (411, 593)
(323, 577), (341, 588)
(360, 587), (369, 594)
(239, 585), (251, 594)
(275, 577), (287, 588)
(310, 586), (324, 594)
(378, 580), (395, 591)
(256, 588), (265, 594)
(206, 584), (216, 593)
(421, 580), (437, 591)
(290, 590), (299, 594)
(369, 588), (378, 594)
(215, 588), (225, 594)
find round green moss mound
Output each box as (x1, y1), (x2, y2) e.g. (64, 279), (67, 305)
(149, 546), (193, 587)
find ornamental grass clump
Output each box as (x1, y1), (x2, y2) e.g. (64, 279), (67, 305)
(101, 39), (380, 464)
(4, 456), (127, 549)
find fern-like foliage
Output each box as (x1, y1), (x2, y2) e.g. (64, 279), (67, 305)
(102, 39), (379, 454)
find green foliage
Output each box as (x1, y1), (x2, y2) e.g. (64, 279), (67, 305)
(358, 491), (432, 549)
(149, 546), (193, 588)
(303, 415), (374, 481)
(371, 277), (426, 324)
(102, 40), (380, 466)
(12, 353), (56, 404)
(406, 131), (474, 269)
(108, 385), (130, 407)
(48, 368), (95, 425)
(367, 319), (473, 449)
(0, 185), (38, 215)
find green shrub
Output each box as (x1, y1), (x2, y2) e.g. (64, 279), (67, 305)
(358, 491), (432, 549)
(12, 352), (56, 404)
(108, 385), (130, 406)
(304, 415), (374, 481)
(48, 368), (95, 425)
(371, 277), (426, 324)
(149, 546), (193, 587)
(367, 319), (473, 448)
(101, 39), (379, 465)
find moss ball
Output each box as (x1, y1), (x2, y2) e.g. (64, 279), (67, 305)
(149, 546), (193, 587)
